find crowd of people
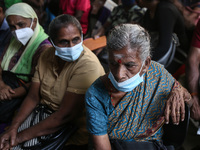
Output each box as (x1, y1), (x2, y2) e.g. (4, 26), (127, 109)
(0, 0), (199, 150)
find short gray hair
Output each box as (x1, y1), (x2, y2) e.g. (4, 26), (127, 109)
(48, 14), (82, 42)
(106, 24), (151, 61)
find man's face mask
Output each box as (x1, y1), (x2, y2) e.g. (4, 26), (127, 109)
(51, 36), (84, 62)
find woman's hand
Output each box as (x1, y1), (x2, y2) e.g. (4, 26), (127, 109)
(0, 127), (18, 149)
(164, 81), (192, 125)
(0, 82), (15, 100)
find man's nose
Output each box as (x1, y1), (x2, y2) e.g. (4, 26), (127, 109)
(69, 42), (76, 47)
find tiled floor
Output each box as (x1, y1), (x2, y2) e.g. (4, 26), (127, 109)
(181, 119), (200, 150)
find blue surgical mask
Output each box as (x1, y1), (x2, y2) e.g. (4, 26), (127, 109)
(51, 39), (84, 62)
(108, 62), (144, 92)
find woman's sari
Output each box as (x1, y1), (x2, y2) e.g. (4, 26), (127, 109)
(86, 61), (175, 142)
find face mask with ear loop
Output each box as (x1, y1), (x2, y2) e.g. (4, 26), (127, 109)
(108, 61), (145, 92)
(12, 18), (34, 46)
(50, 35), (84, 62)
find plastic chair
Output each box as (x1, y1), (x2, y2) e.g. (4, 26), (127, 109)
(163, 104), (190, 149)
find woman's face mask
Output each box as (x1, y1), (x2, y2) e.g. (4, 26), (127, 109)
(12, 19), (34, 46)
(108, 48), (148, 92)
(108, 61), (144, 92)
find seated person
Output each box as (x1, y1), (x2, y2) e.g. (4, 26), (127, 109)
(0, 3), (51, 125)
(93, 0), (146, 38)
(59, 0), (91, 35)
(0, 0), (11, 56)
(4, 0), (21, 8)
(85, 24), (192, 150)
(186, 19), (200, 134)
(137, 0), (189, 73)
(0, 14), (105, 150)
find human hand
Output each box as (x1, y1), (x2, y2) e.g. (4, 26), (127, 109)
(0, 83), (15, 100)
(0, 127), (18, 149)
(164, 88), (185, 125)
(93, 34), (100, 40)
(164, 81), (191, 125)
(190, 96), (200, 121)
(93, 27), (105, 39)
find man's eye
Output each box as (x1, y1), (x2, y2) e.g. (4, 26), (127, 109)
(72, 38), (80, 44)
(59, 41), (69, 46)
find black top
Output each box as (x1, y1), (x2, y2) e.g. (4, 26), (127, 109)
(142, 1), (189, 61)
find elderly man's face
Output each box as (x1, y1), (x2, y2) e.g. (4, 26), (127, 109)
(109, 46), (147, 83)
(54, 24), (82, 48)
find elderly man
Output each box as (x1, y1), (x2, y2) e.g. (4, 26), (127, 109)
(85, 24), (192, 150)
(0, 13), (105, 149)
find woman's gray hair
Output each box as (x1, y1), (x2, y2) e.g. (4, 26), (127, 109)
(48, 14), (82, 42)
(106, 24), (151, 61)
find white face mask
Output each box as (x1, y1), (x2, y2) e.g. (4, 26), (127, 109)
(12, 19), (34, 46)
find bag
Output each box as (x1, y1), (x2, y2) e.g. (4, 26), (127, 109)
(13, 104), (77, 150)
(110, 139), (174, 150)
(150, 32), (180, 68)
(0, 71), (30, 123)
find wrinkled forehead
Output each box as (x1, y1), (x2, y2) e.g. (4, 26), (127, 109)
(109, 46), (141, 61)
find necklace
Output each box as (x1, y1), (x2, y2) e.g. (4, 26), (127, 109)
(110, 88), (115, 107)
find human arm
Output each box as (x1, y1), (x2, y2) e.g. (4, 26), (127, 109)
(0, 82), (31, 100)
(92, 134), (111, 150)
(0, 82), (41, 149)
(186, 46), (200, 121)
(74, 10), (84, 22)
(0, 66), (15, 100)
(93, 21), (111, 39)
(164, 80), (192, 125)
(11, 83), (31, 99)
(14, 92), (85, 146)
(151, 4), (177, 61)
(74, 0), (90, 21)
(0, 88), (85, 148)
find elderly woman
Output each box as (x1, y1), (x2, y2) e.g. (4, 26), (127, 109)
(0, 14), (105, 150)
(85, 24), (192, 150)
(0, 3), (51, 124)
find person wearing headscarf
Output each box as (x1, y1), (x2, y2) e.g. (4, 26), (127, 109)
(0, 3), (51, 125)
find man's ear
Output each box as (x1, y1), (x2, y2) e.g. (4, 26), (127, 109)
(143, 56), (151, 73)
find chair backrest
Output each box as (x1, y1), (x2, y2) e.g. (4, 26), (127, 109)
(162, 104), (190, 149)
(83, 36), (107, 51)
